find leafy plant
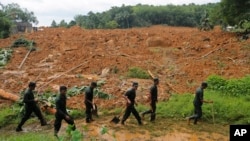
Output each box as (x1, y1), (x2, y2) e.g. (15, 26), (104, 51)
(207, 75), (250, 96)
(11, 38), (36, 50)
(127, 67), (150, 79)
(0, 49), (13, 67)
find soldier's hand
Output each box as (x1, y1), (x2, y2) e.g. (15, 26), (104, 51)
(65, 115), (70, 120)
(34, 98), (39, 102)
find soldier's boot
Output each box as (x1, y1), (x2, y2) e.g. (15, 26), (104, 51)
(150, 113), (156, 122)
(41, 119), (47, 126)
(54, 130), (59, 137)
(16, 126), (23, 132)
(16, 119), (26, 132)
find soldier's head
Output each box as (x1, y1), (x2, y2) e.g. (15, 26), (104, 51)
(153, 78), (159, 85)
(90, 82), (97, 89)
(28, 82), (36, 90)
(132, 82), (139, 90)
(60, 86), (67, 95)
(201, 82), (208, 89)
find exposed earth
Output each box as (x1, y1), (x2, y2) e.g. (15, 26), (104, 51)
(0, 25), (249, 140)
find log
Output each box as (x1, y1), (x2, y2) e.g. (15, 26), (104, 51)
(0, 89), (56, 115)
(41, 106), (56, 115)
(0, 89), (19, 102)
(18, 42), (34, 69)
(38, 60), (90, 91)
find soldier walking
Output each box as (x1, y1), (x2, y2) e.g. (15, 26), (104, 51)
(54, 86), (75, 137)
(85, 82), (97, 123)
(121, 82), (142, 125)
(16, 82), (47, 132)
(142, 78), (159, 122)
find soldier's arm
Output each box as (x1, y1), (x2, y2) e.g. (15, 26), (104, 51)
(123, 92), (131, 104)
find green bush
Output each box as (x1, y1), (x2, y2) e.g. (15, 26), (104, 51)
(11, 38), (36, 50)
(155, 90), (250, 124)
(0, 49), (13, 67)
(127, 67), (150, 79)
(207, 75), (250, 96)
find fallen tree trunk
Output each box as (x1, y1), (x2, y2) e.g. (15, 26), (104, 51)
(0, 89), (56, 115)
(0, 89), (19, 102)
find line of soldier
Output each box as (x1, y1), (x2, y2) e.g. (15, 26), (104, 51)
(15, 78), (212, 137)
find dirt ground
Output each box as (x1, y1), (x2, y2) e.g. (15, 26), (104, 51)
(0, 116), (229, 141)
(0, 25), (249, 140)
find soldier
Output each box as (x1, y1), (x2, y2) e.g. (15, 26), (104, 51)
(54, 86), (75, 137)
(85, 82), (97, 123)
(16, 82), (47, 132)
(142, 78), (159, 122)
(187, 82), (213, 124)
(121, 82), (142, 125)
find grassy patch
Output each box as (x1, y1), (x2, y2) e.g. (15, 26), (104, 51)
(156, 90), (250, 124)
(127, 67), (151, 79)
(0, 105), (20, 128)
(0, 132), (57, 141)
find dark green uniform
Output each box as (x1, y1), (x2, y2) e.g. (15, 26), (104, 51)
(121, 88), (142, 125)
(142, 84), (158, 121)
(16, 89), (46, 131)
(54, 94), (75, 133)
(189, 87), (204, 124)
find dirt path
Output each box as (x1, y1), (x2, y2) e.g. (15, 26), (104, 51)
(0, 115), (229, 141)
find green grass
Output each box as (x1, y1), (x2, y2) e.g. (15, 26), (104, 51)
(0, 106), (20, 128)
(0, 132), (57, 141)
(127, 67), (151, 79)
(155, 90), (250, 124)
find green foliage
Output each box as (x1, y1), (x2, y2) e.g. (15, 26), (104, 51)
(11, 38), (36, 50)
(0, 132), (57, 141)
(156, 90), (250, 124)
(207, 75), (250, 96)
(72, 3), (220, 29)
(67, 86), (87, 97)
(127, 67), (150, 79)
(105, 20), (119, 29)
(0, 106), (18, 128)
(100, 125), (108, 135)
(157, 94), (193, 118)
(233, 20), (250, 33)
(3, 3), (38, 24)
(64, 125), (83, 141)
(0, 11), (11, 38)
(220, 0), (250, 26)
(0, 48), (13, 67)
(51, 20), (58, 28)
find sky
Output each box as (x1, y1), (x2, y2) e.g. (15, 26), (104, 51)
(1, 0), (220, 26)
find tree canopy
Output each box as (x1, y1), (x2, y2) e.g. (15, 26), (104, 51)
(0, 3), (38, 38)
(220, 0), (250, 25)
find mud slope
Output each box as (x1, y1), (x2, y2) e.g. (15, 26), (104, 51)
(0, 25), (249, 108)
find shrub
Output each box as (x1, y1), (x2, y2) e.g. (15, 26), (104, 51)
(207, 75), (250, 96)
(127, 67), (150, 79)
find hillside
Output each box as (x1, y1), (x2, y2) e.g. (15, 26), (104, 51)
(0, 25), (249, 108)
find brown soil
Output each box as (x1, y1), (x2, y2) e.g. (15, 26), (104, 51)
(0, 25), (249, 140)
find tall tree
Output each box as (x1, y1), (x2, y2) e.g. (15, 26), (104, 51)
(3, 3), (38, 25)
(221, 0), (250, 25)
(58, 20), (67, 27)
(0, 10), (11, 38)
(51, 20), (57, 27)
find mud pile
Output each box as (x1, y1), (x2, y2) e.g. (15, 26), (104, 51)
(0, 25), (249, 109)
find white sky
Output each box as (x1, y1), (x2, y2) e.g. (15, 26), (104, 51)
(1, 0), (220, 26)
